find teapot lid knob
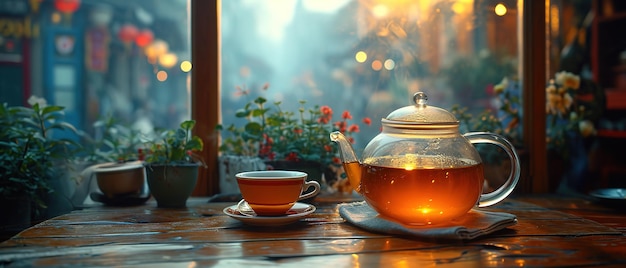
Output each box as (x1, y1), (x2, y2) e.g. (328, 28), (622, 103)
(413, 92), (428, 108)
(382, 91), (459, 125)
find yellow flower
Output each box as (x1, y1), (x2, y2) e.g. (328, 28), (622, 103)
(545, 80), (574, 116)
(555, 71), (580, 90)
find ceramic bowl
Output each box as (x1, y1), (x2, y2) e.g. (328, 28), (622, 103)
(95, 161), (146, 198)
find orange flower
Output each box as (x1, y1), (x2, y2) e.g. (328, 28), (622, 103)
(335, 121), (347, 132)
(324, 144), (333, 152)
(259, 144), (272, 156)
(342, 110), (352, 120)
(320, 105), (333, 116)
(363, 117), (372, 126)
(285, 152), (299, 161)
(293, 128), (303, 135)
(318, 116), (331, 124)
(348, 124), (360, 133)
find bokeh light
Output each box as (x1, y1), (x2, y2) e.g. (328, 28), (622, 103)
(156, 70), (168, 81)
(355, 51), (367, 63)
(371, 60), (383, 71)
(384, 59), (395, 70)
(180, 61), (192, 72)
(495, 3), (507, 16)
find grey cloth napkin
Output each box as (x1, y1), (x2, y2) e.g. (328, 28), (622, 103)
(338, 201), (517, 240)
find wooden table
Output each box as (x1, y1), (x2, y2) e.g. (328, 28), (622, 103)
(1, 193), (625, 267)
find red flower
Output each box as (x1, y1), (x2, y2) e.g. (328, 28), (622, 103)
(348, 124), (360, 133)
(342, 110), (352, 120)
(335, 121), (347, 132)
(318, 115), (331, 124)
(320, 105), (333, 116)
(293, 128), (303, 135)
(332, 157), (341, 164)
(363, 117), (372, 126)
(348, 136), (355, 144)
(318, 106), (333, 124)
(285, 152), (299, 161)
(324, 144), (332, 152)
(263, 134), (274, 144)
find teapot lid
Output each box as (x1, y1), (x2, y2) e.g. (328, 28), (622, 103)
(382, 92), (458, 125)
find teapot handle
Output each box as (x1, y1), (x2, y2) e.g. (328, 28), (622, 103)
(464, 132), (521, 207)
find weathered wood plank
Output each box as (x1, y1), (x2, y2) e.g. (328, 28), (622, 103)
(0, 195), (625, 267)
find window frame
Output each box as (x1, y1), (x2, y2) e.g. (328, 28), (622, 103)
(190, 0), (549, 196)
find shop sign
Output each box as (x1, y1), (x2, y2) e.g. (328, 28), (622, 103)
(86, 27), (109, 72)
(0, 16), (39, 39)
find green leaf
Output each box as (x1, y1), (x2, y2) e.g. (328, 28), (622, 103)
(180, 120), (196, 131)
(41, 105), (64, 115)
(235, 109), (251, 118)
(251, 108), (269, 117)
(244, 122), (263, 136)
(254, 97), (267, 105)
(187, 137), (204, 151)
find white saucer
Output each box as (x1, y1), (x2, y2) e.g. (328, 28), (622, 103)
(223, 202), (316, 226)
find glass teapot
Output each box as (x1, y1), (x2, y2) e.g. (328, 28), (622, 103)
(330, 92), (520, 225)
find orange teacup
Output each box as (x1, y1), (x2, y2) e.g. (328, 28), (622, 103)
(235, 170), (320, 216)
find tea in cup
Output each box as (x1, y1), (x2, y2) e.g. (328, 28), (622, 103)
(235, 170), (320, 216)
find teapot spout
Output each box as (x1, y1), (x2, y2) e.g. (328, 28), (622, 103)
(330, 131), (362, 193)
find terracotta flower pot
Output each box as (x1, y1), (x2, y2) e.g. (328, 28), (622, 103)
(145, 163), (199, 208)
(91, 161), (146, 198)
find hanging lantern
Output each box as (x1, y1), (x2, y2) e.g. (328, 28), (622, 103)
(54, 0), (81, 24)
(135, 29), (154, 48)
(54, 0), (81, 13)
(118, 24), (139, 53)
(118, 24), (139, 44)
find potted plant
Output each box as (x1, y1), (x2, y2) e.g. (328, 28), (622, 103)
(84, 115), (148, 163)
(143, 120), (205, 208)
(216, 84), (371, 195)
(0, 97), (81, 231)
(78, 116), (150, 206)
(452, 71), (604, 193)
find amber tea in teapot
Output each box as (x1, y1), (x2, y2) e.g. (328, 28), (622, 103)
(344, 155), (484, 225)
